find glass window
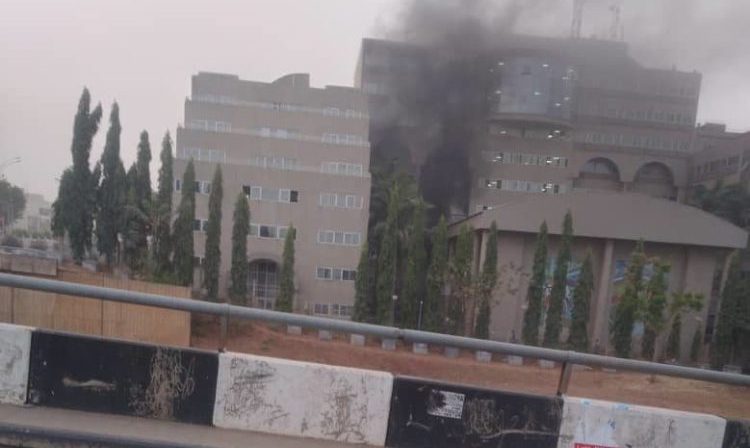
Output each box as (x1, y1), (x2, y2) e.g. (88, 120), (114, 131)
(193, 220), (201, 231)
(250, 186), (262, 200)
(317, 267), (332, 280)
(314, 304), (329, 315)
(201, 220), (209, 232)
(334, 231), (345, 245)
(290, 190), (299, 203)
(175, 179), (181, 191)
(249, 224), (258, 236)
(260, 225), (277, 239)
(332, 268), (343, 281)
(342, 270), (357, 281)
(279, 189), (291, 203)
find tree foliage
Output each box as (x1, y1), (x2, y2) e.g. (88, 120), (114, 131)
(475, 221), (499, 339)
(424, 216), (448, 332)
(352, 242), (372, 322)
(400, 199), (427, 329)
(172, 161), (196, 286)
(611, 240), (646, 358)
(203, 165), (223, 301)
(691, 181), (750, 228)
(640, 261), (670, 361)
(712, 252), (745, 368)
(153, 131), (174, 275)
(134, 131), (152, 214)
(122, 164), (148, 273)
(544, 211), (573, 347)
(275, 225), (296, 312)
(53, 88), (103, 263)
(568, 251), (593, 352)
(376, 181), (401, 325)
(95, 103), (126, 267)
(229, 193), (250, 304)
(449, 224), (474, 335)
(523, 222), (548, 346)
(0, 179), (26, 227)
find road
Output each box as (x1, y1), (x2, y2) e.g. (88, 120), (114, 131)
(0, 404), (367, 447)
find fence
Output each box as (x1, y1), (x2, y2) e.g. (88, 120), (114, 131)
(0, 271), (747, 392)
(0, 269), (191, 346)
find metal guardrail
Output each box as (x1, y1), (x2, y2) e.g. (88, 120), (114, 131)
(0, 272), (748, 393)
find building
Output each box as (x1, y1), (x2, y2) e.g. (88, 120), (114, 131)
(174, 72), (371, 317)
(690, 123), (750, 190)
(10, 193), (52, 236)
(450, 191), (747, 360)
(356, 35), (701, 213)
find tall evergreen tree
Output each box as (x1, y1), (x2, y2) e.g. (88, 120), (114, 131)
(135, 131), (152, 213)
(229, 193), (250, 304)
(400, 199), (427, 329)
(640, 261), (670, 361)
(275, 225), (296, 312)
(96, 102), (126, 267)
(713, 252), (744, 368)
(568, 251), (593, 351)
(475, 221), (499, 339)
(376, 183), (400, 325)
(424, 216), (448, 332)
(611, 240), (647, 358)
(449, 224), (474, 335)
(153, 131), (174, 275)
(122, 164), (148, 273)
(203, 165), (223, 301)
(53, 88), (103, 263)
(522, 221), (548, 346)
(544, 211), (573, 347)
(173, 161), (196, 286)
(665, 313), (682, 360)
(352, 242), (372, 322)
(690, 327), (703, 363)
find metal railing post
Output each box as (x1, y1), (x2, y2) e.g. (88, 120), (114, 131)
(556, 361), (574, 396)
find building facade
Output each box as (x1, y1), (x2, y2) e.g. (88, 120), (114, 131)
(450, 191), (747, 361)
(174, 72), (371, 317)
(690, 123), (750, 190)
(356, 36), (701, 213)
(10, 193), (52, 236)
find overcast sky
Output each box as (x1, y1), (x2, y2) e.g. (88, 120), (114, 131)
(2, 0), (749, 200)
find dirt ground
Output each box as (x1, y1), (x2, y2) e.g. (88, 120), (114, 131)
(191, 315), (750, 420)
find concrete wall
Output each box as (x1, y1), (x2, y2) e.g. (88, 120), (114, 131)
(213, 352), (393, 445)
(0, 323), (31, 405)
(386, 376), (562, 448)
(557, 396), (726, 448)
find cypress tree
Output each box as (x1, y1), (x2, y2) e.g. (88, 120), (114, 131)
(641, 261), (670, 361)
(122, 164), (147, 273)
(665, 313), (682, 360)
(611, 240), (646, 358)
(203, 165), (223, 301)
(424, 216), (448, 332)
(173, 161), (196, 286)
(153, 131), (174, 275)
(475, 221), (499, 340)
(544, 211), (573, 347)
(96, 102), (125, 267)
(275, 225), (296, 312)
(712, 251), (743, 369)
(376, 183), (400, 325)
(229, 193), (250, 304)
(522, 221), (548, 346)
(690, 327), (703, 363)
(400, 199), (427, 329)
(135, 131), (152, 214)
(352, 242), (372, 322)
(449, 224), (474, 336)
(568, 251), (593, 351)
(53, 88), (103, 263)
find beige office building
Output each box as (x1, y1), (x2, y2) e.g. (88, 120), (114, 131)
(174, 72), (371, 317)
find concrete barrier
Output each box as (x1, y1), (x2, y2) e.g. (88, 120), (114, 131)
(386, 376), (562, 448)
(213, 352), (393, 446)
(557, 396), (727, 448)
(27, 330), (218, 424)
(722, 419), (750, 448)
(0, 323), (32, 405)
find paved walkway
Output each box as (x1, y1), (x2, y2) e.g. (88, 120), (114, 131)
(0, 404), (367, 447)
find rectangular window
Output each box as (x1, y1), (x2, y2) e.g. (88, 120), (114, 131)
(249, 224), (258, 237)
(290, 190), (299, 203)
(313, 304), (329, 315)
(250, 186), (262, 200)
(193, 219), (201, 231)
(279, 189), (291, 202)
(317, 267), (333, 280)
(342, 270), (357, 281)
(201, 220), (209, 232)
(175, 179), (182, 191)
(259, 225), (277, 239)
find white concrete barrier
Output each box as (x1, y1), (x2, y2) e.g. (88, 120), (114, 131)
(0, 323), (32, 405)
(213, 352), (393, 446)
(557, 396), (727, 448)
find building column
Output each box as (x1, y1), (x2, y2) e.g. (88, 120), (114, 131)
(591, 239), (615, 353)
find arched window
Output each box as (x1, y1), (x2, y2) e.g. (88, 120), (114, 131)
(581, 158), (620, 179)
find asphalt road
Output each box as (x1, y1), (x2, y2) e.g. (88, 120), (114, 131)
(0, 404), (365, 448)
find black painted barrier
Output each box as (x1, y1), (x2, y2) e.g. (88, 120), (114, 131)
(28, 330), (218, 425)
(723, 419), (750, 448)
(385, 376), (562, 448)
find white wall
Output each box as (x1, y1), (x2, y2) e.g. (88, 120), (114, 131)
(213, 352), (393, 446)
(0, 323), (32, 405)
(557, 396), (727, 448)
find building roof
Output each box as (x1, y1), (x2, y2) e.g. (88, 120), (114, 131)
(454, 191), (748, 249)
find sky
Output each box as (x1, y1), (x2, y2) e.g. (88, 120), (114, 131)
(1, 0), (749, 200)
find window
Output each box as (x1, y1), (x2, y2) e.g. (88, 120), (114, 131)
(193, 219), (201, 231)
(249, 223), (290, 240)
(342, 269), (357, 281)
(313, 304), (329, 315)
(245, 185), (300, 203)
(484, 179), (566, 195)
(317, 267), (333, 280)
(486, 152), (568, 168)
(331, 304), (353, 317)
(259, 225), (277, 239)
(321, 162), (364, 176)
(319, 193), (362, 209)
(317, 230), (362, 247)
(175, 179), (182, 191)
(193, 219), (208, 232)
